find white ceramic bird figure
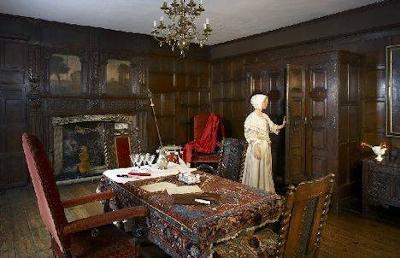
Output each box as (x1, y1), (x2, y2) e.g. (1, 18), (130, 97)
(361, 142), (387, 162)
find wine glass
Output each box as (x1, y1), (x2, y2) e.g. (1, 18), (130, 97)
(144, 153), (150, 165)
(134, 153), (140, 167)
(147, 154), (156, 166)
(130, 153), (139, 167)
(138, 154), (146, 168)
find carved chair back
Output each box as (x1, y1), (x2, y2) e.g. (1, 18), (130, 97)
(277, 174), (335, 258)
(217, 138), (248, 182)
(114, 135), (131, 168)
(22, 133), (69, 252)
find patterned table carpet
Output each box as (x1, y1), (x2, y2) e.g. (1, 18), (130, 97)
(100, 171), (282, 258)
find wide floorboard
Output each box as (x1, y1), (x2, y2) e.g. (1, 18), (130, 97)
(1, 181), (400, 258)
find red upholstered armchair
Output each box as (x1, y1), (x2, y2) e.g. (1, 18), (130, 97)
(185, 113), (225, 165)
(22, 133), (148, 258)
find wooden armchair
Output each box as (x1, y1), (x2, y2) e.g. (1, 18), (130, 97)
(214, 174), (335, 258)
(198, 138), (248, 182)
(22, 133), (148, 258)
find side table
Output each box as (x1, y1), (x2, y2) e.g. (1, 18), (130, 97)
(362, 158), (400, 216)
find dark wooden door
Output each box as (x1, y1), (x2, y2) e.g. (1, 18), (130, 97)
(264, 70), (286, 185)
(285, 64), (307, 184)
(306, 65), (330, 179)
(248, 68), (286, 184)
(0, 40), (28, 188)
(286, 63), (334, 184)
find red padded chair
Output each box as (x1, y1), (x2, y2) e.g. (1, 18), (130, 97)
(190, 113), (225, 164)
(22, 133), (148, 258)
(114, 135), (131, 168)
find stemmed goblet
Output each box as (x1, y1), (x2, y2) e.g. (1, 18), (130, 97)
(147, 154), (156, 166)
(138, 154), (146, 168)
(130, 153), (140, 168)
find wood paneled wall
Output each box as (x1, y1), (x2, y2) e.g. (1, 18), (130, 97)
(0, 40), (27, 188)
(209, 20), (400, 211)
(210, 27), (400, 148)
(0, 14), (210, 188)
(147, 55), (210, 151)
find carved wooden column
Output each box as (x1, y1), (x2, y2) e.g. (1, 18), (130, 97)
(27, 45), (45, 142)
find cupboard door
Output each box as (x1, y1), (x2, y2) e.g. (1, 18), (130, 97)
(285, 64), (307, 184)
(306, 65), (330, 178)
(265, 70), (286, 184)
(247, 68), (286, 184)
(0, 41), (28, 188)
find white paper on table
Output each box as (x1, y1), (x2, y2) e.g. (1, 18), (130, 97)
(103, 162), (197, 184)
(166, 185), (203, 195)
(140, 182), (203, 195)
(140, 182), (177, 192)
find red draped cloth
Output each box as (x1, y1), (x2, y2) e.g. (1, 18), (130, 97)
(183, 113), (224, 163)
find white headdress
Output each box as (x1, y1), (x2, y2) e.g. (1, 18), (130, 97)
(250, 94), (267, 109)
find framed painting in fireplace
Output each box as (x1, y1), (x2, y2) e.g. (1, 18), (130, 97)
(48, 53), (88, 95)
(386, 44), (400, 137)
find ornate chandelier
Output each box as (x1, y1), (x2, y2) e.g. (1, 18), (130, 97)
(151, 0), (212, 57)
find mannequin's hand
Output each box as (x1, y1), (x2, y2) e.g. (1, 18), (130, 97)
(278, 116), (287, 130)
(254, 145), (262, 160)
(282, 116), (287, 127)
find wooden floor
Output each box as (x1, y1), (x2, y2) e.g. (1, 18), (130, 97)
(1, 181), (400, 258)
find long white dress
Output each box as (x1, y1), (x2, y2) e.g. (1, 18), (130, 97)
(242, 111), (279, 193)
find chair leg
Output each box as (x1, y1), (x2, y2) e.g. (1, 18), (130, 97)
(103, 199), (112, 213)
(51, 236), (73, 258)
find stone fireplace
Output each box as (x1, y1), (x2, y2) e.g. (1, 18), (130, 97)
(51, 114), (140, 182)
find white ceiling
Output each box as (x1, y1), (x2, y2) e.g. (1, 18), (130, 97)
(0, 0), (381, 45)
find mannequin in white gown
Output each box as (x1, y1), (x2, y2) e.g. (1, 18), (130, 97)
(242, 94), (286, 193)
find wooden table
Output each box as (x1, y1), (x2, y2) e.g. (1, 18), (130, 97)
(99, 170), (282, 258)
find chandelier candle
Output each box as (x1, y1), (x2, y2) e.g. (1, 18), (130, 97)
(151, 0), (212, 57)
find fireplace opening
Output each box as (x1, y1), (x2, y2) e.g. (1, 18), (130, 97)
(52, 114), (139, 182)
(60, 122), (107, 181)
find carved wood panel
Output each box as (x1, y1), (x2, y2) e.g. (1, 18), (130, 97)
(0, 40), (28, 188)
(338, 54), (361, 187)
(211, 58), (247, 138)
(306, 65), (329, 178)
(286, 64), (307, 183)
(147, 55), (211, 151)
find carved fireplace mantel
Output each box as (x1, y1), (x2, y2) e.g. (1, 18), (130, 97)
(51, 114), (141, 181)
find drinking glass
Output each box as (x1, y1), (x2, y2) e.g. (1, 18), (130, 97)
(130, 153), (139, 167)
(139, 154), (146, 167)
(134, 154), (142, 168)
(144, 153), (150, 165)
(147, 154), (156, 166)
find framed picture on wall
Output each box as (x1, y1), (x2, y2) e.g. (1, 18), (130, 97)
(48, 53), (87, 95)
(386, 44), (400, 137)
(104, 59), (133, 96)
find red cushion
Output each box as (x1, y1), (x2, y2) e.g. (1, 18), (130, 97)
(115, 136), (131, 168)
